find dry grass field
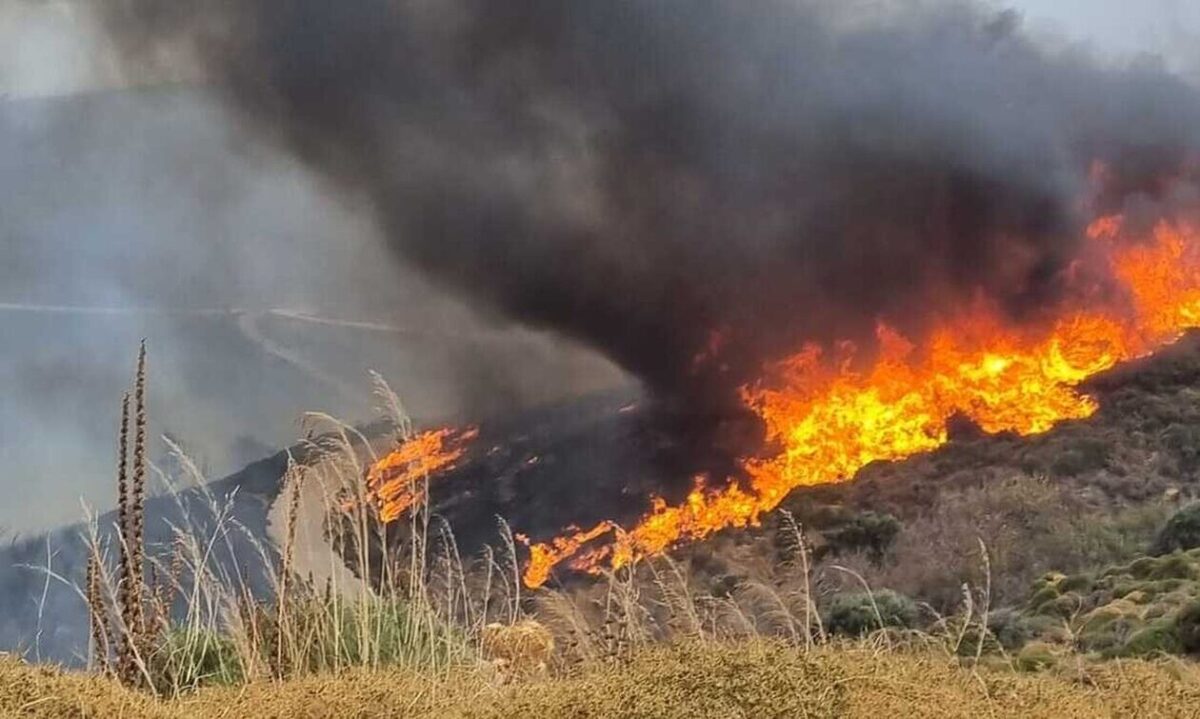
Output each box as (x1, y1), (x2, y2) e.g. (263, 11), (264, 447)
(4, 640), (1200, 719)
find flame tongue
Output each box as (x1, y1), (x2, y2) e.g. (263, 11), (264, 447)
(365, 427), (479, 522)
(521, 215), (1200, 588)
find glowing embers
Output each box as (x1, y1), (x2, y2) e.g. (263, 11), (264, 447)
(522, 215), (1200, 587)
(366, 427), (479, 522)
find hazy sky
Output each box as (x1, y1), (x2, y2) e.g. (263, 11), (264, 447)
(1009, 0), (1200, 72)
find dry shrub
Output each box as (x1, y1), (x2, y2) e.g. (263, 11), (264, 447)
(832, 474), (1171, 611)
(481, 620), (554, 676)
(0, 653), (171, 719)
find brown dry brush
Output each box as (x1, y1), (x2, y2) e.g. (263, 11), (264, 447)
(275, 461), (305, 672)
(114, 389), (136, 682)
(89, 344), (156, 688)
(131, 341), (149, 647)
(85, 552), (112, 674)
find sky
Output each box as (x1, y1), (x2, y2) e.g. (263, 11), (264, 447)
(3, 1), (1199, 100)
(0, 0), (1198, 534)
(1010, 0), (1200, 75)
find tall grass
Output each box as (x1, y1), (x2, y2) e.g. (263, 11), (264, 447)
(82, 351), (518, 697)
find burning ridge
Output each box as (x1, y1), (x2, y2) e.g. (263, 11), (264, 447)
(358, 211), (1200, 587)
(521, 212), (1200, 585)
(92, 4), (1200, 583)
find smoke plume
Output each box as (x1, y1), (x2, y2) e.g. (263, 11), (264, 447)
(95, 0), (1200, 463)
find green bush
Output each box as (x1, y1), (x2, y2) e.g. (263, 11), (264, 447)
(986, 609), (1035, 650)
(824, 512), (901, 561)
(1162, 424), (1200, 472)
(253, 596), (469, 676)
(825, 590), (918, 637)
(1049, 437), (1110, 477)
(151, 628), (244, 692)
(1177, 602), (1200, 656)
(1152, 504), (1200, 555)
(1114, 618), (1182, 657)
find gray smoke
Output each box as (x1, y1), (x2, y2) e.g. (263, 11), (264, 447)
(0, 83), (621, 535)
(92, 0), (1200, 460)
(0, 64), (620, 661)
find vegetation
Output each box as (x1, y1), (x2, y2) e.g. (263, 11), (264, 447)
(1154, 503), (1200, 555)
(821, 511), (901, 562)
(82, 352), (482, 698)
(1010, 549), (1200, 658)
(825, 589), (918, 636)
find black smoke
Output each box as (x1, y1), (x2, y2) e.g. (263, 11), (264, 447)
(96, 0), (1200, 466)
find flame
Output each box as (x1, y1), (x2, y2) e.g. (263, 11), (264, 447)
(365, 427), (479, 522)
(521, 214), (1200, 587)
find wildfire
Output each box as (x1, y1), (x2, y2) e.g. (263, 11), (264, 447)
(365, 427), (479, 522)
(521, 214), (1200, 587)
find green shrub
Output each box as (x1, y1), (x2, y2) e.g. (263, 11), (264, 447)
(1078, 606), (1145, 654)
(1153, 504), (1200, 555)
(1177, 602), (1200, 656)
(151, 628), (244, 692)
(825, 590), (918, 637)
(986, 608), (1035, 650)
(1114, 618), (1182, 657)
(1162, 424), (1200, 472)
(1049, 437), (1109, 477)
(1026, 585), (1060, 613)
(254, 596), (469, 676)
(1147, 553), (1200, 581)
(824, 512), (901, 561)
(1058, 574), (1093, 593)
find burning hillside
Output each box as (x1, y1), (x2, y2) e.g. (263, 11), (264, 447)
(356, 210), (1200, 587)
(524, 212), (1200, 585)
(92, 2), (1200, 590)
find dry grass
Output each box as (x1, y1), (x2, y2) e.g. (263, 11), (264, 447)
(480, 620), (554, 677)
(4, 639), (1200, 718)
(826, 474), (1174, 610)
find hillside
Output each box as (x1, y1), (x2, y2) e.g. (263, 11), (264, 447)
(647, 332), (1200, 616)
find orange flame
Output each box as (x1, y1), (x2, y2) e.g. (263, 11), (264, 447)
(365, 427), (479, 522)
(521, 214), (1200, 587)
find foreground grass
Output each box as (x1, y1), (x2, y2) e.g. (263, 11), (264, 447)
(5, 640), (1200, 719)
